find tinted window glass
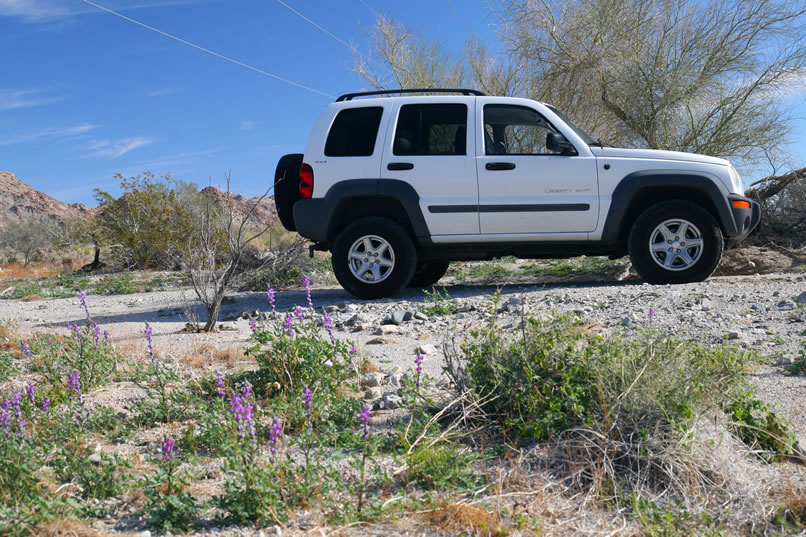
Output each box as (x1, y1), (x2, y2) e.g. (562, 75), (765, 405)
(325, 107), (383, 157)
(484, 104), (564, 155)
(393, 104), (467, 156)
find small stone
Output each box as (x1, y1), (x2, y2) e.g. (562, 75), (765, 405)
(376, 325), (400, 335)
(363, 386), (382, 400)
(776, 302), (795, 311)
(750, 304), (765, 312)
(508, 297), (524, 305)
(699, 297), (712, 309)
(416, 343), (438, 355)
(360, 373), (384, 387)
(383, 393), (403, 409)
(218, 323), (237, 331)
(134, 532), (151, 537)
(726, 331), (743, 340)
(414, 311), (429, 321)
(38, 304), (47, 310)
(88, 453), (102, 464)
(389, 374), (402, 388)
(402, 311), (414, 322)
(366, 337), (393, 345)
(325, 305), (340, 312)
(416, 333), (432, 341)
(390, 311), (407, 325)
(380, 364), (403, 376)
(796, 292), (806, 305)
(344, 303), (360, 313)
(620, 317), (632, 326)
(775, 356), (795, 366)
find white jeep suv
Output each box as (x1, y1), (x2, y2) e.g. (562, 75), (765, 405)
(274, 89), (760, 299)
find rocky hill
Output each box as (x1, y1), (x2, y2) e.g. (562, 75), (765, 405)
(200, 185), (277, 229)
(0, 171), (95, 224)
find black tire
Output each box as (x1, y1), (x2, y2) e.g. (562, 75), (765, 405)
(274, 153), (303, 231)
(331, 217), (417, 299)
(628, 200), (723, 284)
(407, 260), (450, 288)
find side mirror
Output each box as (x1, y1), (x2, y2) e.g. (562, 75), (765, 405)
(546, 132), (576, 155)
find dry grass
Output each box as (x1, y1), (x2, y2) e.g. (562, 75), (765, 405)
(35, 519), (137, 537)
(0, 262), (63, 280)
(21, 294), (45, 302)
(180, 343), (248, 368)
(423, 504), (503, 536)
(359, 359), (381, 373)
(777, 489), (806, 528)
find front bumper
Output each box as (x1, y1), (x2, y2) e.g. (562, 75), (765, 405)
(726, 194), (761, 241)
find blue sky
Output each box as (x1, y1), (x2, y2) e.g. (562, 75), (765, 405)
(0, 0), (803, 206)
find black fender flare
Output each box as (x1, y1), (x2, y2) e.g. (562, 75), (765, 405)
(600, 171), (736, 246)
(292, 179), (431, 245)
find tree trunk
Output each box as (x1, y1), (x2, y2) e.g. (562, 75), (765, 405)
(203, 299), (222, 332)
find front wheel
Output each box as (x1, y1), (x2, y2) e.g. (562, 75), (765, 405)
(331, 217), (416, 299)
(628, 201), (723, 284)
(407, 260), (451, 288)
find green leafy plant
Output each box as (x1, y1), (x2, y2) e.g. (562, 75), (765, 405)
(728, 390), (796, 461)
(144, 437), (199, 532)
(420, 286), (458, 316)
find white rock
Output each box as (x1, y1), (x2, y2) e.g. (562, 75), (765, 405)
(416, 343), (438, 355)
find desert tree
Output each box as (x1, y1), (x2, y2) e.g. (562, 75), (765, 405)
(0, 220), (55, 266)
(183, 174), (272, 332)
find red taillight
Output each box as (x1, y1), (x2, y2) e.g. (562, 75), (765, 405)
(299, 163), (313, 199)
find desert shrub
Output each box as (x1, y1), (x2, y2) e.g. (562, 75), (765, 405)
(0, 220), (56, 267)
(241, 235), (331, 291)
(404, 442), (482, 491)
(728, 390), (796, 461)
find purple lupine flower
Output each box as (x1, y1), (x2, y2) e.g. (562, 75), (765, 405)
(93, 322), (101, 347)
(359, 405), (371, 440)
(267, 288), (276, 314)
(40, 397), (50, 413)
(303, 276), (313, 310)
(215, 374), (226, 398)
(284, 313), (295, 337)
(249, 318), (258, 334)
(649, 308), (655, 322)
(67, 370), (81, 401)
(19, 341), (32, 357)
(145, 323), (154, 361)
(302, 387), (313, 419)
(295, 306), (304, 323)
(268, 417), (283, 463)
(414, 354), (424, 388)
(78, 289), (89, 319)
(25, 383), (35, 405)
(3, 392), (25, 438)
(228, 382), (255, 440)
(161, 436), (175, 461)
(323, 314), (334, 342)
(0, 404), (10, 437)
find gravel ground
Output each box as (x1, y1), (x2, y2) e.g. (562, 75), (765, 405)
(1, 270), (805, 536)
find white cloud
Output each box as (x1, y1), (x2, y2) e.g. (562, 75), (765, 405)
(145, 87), (178, 97)
(0, 88), (62, 109)
(0, 0), (70, 21)
(0, 123), (98, 146)
(240, 120), (260, 131)
(81, 136), (157, 159)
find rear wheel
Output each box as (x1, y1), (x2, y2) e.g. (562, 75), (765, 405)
(273, 153), (303, 231)
(628, 200), (723, 284)
(407, 260), (450, 288)
(332, 217), (416, 299)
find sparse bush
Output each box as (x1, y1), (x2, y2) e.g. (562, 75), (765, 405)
(728, 390), (796, 461)
(419, 286), (458, 316)
(0, 220), (56, 267)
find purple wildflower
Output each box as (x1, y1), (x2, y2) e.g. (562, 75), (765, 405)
(2, 392), (25, 438)
(649, 308), (656, 322)
(323, 314), (334, 342)
(25, 383), (35, 405)
(215, 374), (226, 397)
(249, 318), (258, 334)
(78, 289), (89, 319)
(302, 387), (313, 419)
(67, 370), (81, 401)
(161, 436), (175, 461)
(93, 323), (101, 347)
(295, 306), (304, 323)
(103, 330), (110, 343)
(0, 405), (9, 437)
(267, 288), (276, 314)
(268, 417), (283, 463)
(145, 323), (154, 361)
(20, 341), (32, 357)
(359, 405), (371, 440)
(303, 276), (313, 310)
(414, 354), (424, 388)
(40, 397), (50, 413)
(284, 313), (295, 337)
(228, 382), (255, 440)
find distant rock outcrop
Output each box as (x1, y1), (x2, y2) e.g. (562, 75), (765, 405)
(0, 171), (95, 225)
(200, 186), (277, 229)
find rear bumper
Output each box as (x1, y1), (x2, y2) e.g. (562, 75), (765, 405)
(726, 195), (761, 241)
(293, 198), (328, 243)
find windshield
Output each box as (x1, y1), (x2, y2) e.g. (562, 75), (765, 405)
(546, 105), (595, 145)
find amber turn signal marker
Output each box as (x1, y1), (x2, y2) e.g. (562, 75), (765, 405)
(731, 200), (751, 209)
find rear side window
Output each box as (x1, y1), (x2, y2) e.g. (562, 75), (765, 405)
(393, 103), (467, 156)
(325, 107), (384, 157)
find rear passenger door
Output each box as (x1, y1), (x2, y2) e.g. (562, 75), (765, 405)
(381, 98), (479, 237)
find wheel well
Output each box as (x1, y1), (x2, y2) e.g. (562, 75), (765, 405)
(617, 188), (722, 247)
(327, 197), (415, 243)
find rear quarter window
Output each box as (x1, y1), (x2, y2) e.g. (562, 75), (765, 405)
(325, 107), (384, 157)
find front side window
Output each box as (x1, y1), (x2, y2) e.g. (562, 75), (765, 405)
(484, 104), (566, 155)
(393, 103), (467, 156)
(325, 107), (383, 157)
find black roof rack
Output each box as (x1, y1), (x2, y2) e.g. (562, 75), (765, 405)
(336, 88), (485, 101)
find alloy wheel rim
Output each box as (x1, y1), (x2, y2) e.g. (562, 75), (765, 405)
(649, 219), (704, 271)
(348, 235), (395, 284)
